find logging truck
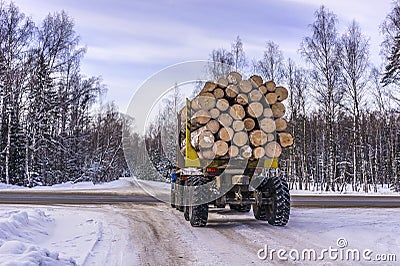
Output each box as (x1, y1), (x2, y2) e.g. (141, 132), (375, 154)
(170, 72), (291, 227)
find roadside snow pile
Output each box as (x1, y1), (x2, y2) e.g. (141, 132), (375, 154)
(0, 209), (75, 266)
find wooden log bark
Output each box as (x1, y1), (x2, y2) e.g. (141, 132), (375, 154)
(249, 130), (268, 147)
(216, 98), (229, 112)
(206, 119), (220, 134)
(265, 92), (278, 105)
(265, 81), (276, 92)
(238, 80), (252, 93)
(209, 108), (220, 119)
(218, 127), (234, 142)
(275, 118), (287, 131)
(249, 89), (263, 102)
(275, 86), (288, 101)
(253, 147), (265, 159)
(259, 85), (268, 95)
(226, 84), (239, 98)
(197, 94), (216, 110)
(200, 149), (216, 160)
(271, 102), (286, 118)
(243, 117), (255, 131)
(202, 81), (217, 93)
(230, 104), (246, 120)
(250, 75), (263, 88)
(213, 88), (225, 99)
(213, 140), (229, 156)
(233, 131), (249, 147)
(247, 102), (264, 118)
(236, 93), (249, 105)
(191, 97), (201, 111)
(278, 132), (294, 148)
(227, 71), (242, 84)
(228, 145), (239, 157)
(217, 77), (228, 88)
(259, 117), (276, 133)
(190, 127), (214, 149)
(217, 113), (233, 127)
(265, 141), (282, 158)
(263, 108), (273, 118)
(240, 145), (253, 159)
(232, 120), (245, 132)
(191, 110), (211, 126)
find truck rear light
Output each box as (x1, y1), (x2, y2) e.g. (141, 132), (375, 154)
(254, 168), (262, 174)
(206, 167), (218, 174)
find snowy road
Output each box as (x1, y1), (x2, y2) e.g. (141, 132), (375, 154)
(0, 203), (399, 265)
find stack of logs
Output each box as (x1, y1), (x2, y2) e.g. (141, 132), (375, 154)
(182, 72), (294, 160)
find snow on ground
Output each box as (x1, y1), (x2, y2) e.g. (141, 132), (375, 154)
(0, 205), (139, 266)
(290, 183), (397, 195)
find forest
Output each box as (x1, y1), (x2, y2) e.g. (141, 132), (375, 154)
(0, 2), (128, 186)
(134, 4), (400, 193)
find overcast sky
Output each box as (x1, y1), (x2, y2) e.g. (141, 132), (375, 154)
(11, 0), (393, 112)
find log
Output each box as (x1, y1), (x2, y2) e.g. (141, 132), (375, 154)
(259, 117), (276, 133)
(213, 88), (225, 99)
(228, 145), (240, 157)
(227, 71), (242, 84)
(271, 102), (286, 118)
(265, 92), (278, 105)
(247, 102), (264, 118)
(209, 108), (220, 119)
(191, 109), (211, 125)
(239, 80), (253, 93)
(243, 117), (255, 131)
(217, 77), (228, 88)
(250, 75), (263, 88)
(213, 140), (229, 156)
(249, 130), (268, 147)
(230, 104), (246, 120)
(201, 149), (216, 160)
(275, 118), (287, 131)
(191, 97), (201, 111)
(240, 145), (253, 159)
(253, 147), (265, 159)
(249, 89), (263, 102)
(191, 127), (214, 149)
(263, 108), (273, 118)
(259, 85), (268, 95)
(265, 141), (282, 158)
(275, 86), (288, 101)
(180, 106), (187, 122)
(216, 98), (229, 111)
(203, 81), (217, 93)
(218, 127), (234, 142)
(278, 132), (294, 148)
(233, 131), (249, 147)
(217, 113), (233, 127)
(226, 84), (239, 98)
(206, 119), (220, 134)
(232, 120), (245, 132)
(265, 81), (276, 92)
(266, 133), (275, 142)
(236, 93), (249, 105)
(197, 94), (216, 110)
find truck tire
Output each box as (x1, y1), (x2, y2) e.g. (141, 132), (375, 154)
(188, 176), (208, 227)
(229, 204), (251, 212)
(253, 175), (290, 226)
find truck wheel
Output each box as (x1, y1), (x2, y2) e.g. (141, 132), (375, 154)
(253, 176), (290, 226)
(230, 204), (251, 212)
(188, 176), (208, 227)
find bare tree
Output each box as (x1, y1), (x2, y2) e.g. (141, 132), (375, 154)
(300, 5), (343, 191)
(209, 48), (233, 80)
(339, 20), (370, 191)
(231, 35), (247, 73)
(255, 41), (285, 83)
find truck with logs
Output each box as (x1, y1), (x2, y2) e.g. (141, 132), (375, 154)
(171, 72), (293, 227)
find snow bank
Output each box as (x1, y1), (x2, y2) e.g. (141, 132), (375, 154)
(0, 209), (75, 265)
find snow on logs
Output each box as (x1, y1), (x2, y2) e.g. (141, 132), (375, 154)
(187, 71), (293, 160)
